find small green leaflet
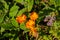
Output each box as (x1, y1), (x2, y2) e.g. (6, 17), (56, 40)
(27, 0), (34, 12)
(50, 0), (60, 6)
(11, 17), (19, 28)
(1, 22), (13, 30)
(3, 1), (9, 9)
(15, 37), (19, 40)
(43, 35), (49, 40)
(9, 4), (19, 17)
(15, 0), (34, 12)
(50, 0), (55, 4)
(15, 0), (27, 5)
(0, 16), (4, 23)
(17, 8), (27, 16)
(15, 0), (24, 4)
(55, 0), (60, 6)
(20, 22), (27, 31)
(0, 13), (6, 23)
(3, 33), (12, 37)
(1, 27), (5, 33)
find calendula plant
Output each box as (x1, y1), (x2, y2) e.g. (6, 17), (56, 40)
(0, 0), (60, 40)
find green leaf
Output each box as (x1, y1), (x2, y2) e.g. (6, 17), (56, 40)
(50, 0), (60, 6)
(53, 21), (60, 29)
(27, 0), (34, 12)
(15, 0), (24, 4)
(17, 8), (27, 16)
(36, 16), (44, 24)
(35, 0), (40, 4)
(43, 35), (49, 40)
(3, 1), (9, 9)
(9, 4), (19, 17)
(23, 29), (30, 33)
(26, 33), (28, 40)
(0, 13), (6, 23)
(1, 22), (13, 30)
(1, 27), (5, 33)
(49, 30), (53, 33)
(55, 0), (60, 6)
(20, 23), (27, 30)
(50, 0), (55, 4)
(3, 33), (12, 37)
(0, 16), (4, 23)
(15, 37), (19, 40)
(3, 33), (15, 37)
(15, 0), (27, 6)
(11, 17), (19, 28)
(48, 35), (52, 40)
(9, 38), (14, 40)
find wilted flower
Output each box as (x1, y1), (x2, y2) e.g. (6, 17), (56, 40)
(51, 17), (56, 21)
(16, 14), (27, 23)
(32, 30), (38, 37)
(30, 12), (38, 21)
(44, 15), (51, 22)
(47, 19), (53, 26)
(29, 27), (38, 37)
(44, 15), (56, 26)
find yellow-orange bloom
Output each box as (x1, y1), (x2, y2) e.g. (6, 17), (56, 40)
(30, 12), (38, 21)
(26, 20), (35, 29)
(16, 14), (27, 23)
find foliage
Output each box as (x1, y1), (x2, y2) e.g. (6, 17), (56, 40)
(0, 0), (60, 40)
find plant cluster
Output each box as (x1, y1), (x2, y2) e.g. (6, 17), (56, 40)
(0, 0), (60, 40)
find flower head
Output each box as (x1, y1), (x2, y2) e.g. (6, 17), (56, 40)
(16, 14), (27, 23)
(30, 12), (38, 21)
(26, 20), (35, 29)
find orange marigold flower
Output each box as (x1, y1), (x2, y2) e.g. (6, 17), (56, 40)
(16, 14), (27, 23)
(26, 20), (35, 29)
(30, 12), (38, 21)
